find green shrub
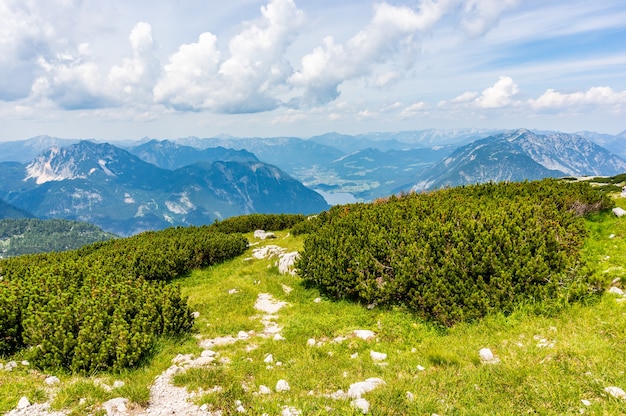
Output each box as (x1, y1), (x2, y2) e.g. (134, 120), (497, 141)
(210, 213), (307, 234)
(0, 226), (247, 372)
(297, 179), (612, 326)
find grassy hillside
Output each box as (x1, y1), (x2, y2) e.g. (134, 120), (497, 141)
(1, 192), (626, 414)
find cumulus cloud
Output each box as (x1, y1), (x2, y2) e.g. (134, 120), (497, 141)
(529, 86), (626, 113)
(154, 0), (304, 113)
(108, 22), (160, 103)
(399, 101), (429, 119)
(461, 0), (519, 37)
(441, 76), (520, 109)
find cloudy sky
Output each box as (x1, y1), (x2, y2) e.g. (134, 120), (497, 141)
(1, 0), (625, 141)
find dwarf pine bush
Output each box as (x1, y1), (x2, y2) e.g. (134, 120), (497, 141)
(0, 226), (248, 372)
(297, 179), (613, 326)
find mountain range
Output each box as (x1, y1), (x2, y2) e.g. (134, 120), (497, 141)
(0, 128), (624, 235)
(0, 141), (329, 236)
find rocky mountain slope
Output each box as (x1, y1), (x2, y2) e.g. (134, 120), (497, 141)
(413, 129), (626, 190)
(0, 141), (329, 236)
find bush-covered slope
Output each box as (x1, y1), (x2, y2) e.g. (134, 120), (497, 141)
(297, 179), (613, 325)
(0, 225), (248, 372)
(0, 218), (117, 258)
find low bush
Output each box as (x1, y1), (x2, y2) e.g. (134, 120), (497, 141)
(0, 226), (247, 372)
(296, 179), (612, 326)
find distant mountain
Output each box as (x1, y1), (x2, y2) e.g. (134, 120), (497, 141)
(176, 136), (345, 173)
(0, 218), (117, 258)
(0, 135), (79, 163)
(576, 130), (626, 159)
(309, 129), (499, 153)
(126, 139), (259, 170)
(413, 129), (626, 190)
(0, 141), (329, 235)
(0, 199), (33, 219)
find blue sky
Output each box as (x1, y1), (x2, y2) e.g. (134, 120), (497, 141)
(0, 0), (625, 141)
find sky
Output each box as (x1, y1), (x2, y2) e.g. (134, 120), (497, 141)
(1, 0), (625, 141)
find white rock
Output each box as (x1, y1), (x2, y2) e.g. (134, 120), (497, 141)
(278, 252), (300, 275)
(191, 311), (200, 319)
(228, 288), (238, 295)
(329, 390), (348, 400)
(581, 399), (591, 406)
(113, 380), (125, 389)
(348, 378), (386, 399)
(479, 348), (500, 364)
(194, 356), (215, 366)
(276, 379), (290, 392)
(102, 397), (128, 415)
(307, 338), (316, 346)
(201, 349), (216, 357)
(273, 333), (286, 341)
(21, 360), (29, 366)
(236, 404), (246, 413)
(353, 330), (376, 340)
(351, 398), (370, 414)
(258, 385), (272, 395)
(406, 391), (415, 402)
(281, 406), (302, 416)
(5, 361), (17, 371)
(605, 386), (626, 400)
(45, 376), (61, 385)
(608, 286), (625, 296)
(313, 297), (322, 303)
(609, 234), (616, 239)
(264, 354), (274, 364)
(613, 207), (626, 217)
(16, 396), (30, 409)
(417, 365), (425, 371)
(254, 293), (288, 314)
(351, 353), (359, 359)
(237, 331), (250, 339)
(370, 350), (387, 361)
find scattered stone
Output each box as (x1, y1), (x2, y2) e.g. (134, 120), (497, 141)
(307, 338), (316, 346)
(605, 386), (626, 400)
(406, 391), (415, 402)
(353, 330), (376, 340)
(201, 350), (216, 358)
(417, 365), (425, 371)
(333, 336), (347, 343)
(5, 361), (17, 371)
(113, 380), (125, 389)
(254, 230), (276, 240)
(273, 333), (286, 341)
(351, 398), (370, 414)
(281, 284), (293, 294)
(255, 293), (288, 314)
(259, 385), (272, 395)
(613, 207), (626, 217)
(278, 252), (300, 275)
(252, 245), (285, 260)
(479, 348), (500, 364)
(276, 379), (291, 392)
(581, 399), (592, 406)
(313, 297), (322, 303)
(20, 360), (29, 366)
(236, 404), (246, 413)
(102, 397), (128, 416)
(16, 397), (30, 409)
(608, 286), (625, 296)
(237, 331), (250, 340)
(351, 353), (359, 359)
(44, 376), (61, 386)
(228, 288), (239, 295)
(609, 234), (616, 239)
(348, 378), (386, 399)
(281, 406), (301, 416)
(264, 354), (274, 364)
(191, 311), (200, 319)
(369, 351), (387, 361)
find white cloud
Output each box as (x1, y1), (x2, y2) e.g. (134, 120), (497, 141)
(108, 22), (160, 103)
(154, 0), (304, 113)
(399, 101), (429, 119)
(529, 86), (626, 113)
(461, 0), (519, 37)
(474, 76), (519, 108)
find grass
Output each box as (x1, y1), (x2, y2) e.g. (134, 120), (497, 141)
(3, 205), (626, 414)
